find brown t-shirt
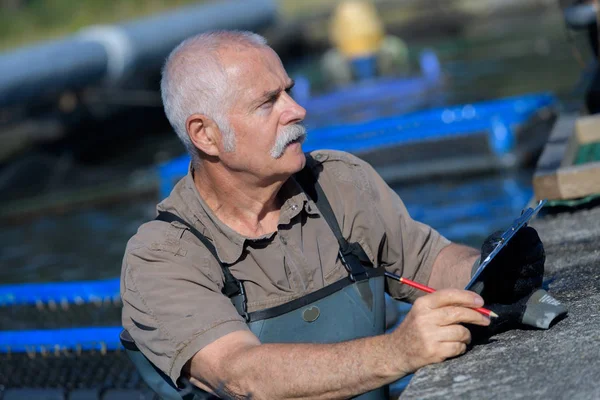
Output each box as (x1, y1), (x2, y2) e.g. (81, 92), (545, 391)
(121, 150), (450, 384)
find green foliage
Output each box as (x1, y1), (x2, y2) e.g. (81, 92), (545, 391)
(0, 0), (199, 51)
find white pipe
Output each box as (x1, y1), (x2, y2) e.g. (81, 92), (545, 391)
(0, 0), (277, 107)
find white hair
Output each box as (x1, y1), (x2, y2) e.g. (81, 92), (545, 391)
(270, 123), (307, 159)
(160, 31), (268, 161)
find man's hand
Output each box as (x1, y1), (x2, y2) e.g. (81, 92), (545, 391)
(389, 289), (491, 375)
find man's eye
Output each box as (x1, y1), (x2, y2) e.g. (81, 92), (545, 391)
(262, 97), (276, 107)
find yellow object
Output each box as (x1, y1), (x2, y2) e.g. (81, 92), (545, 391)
(329, 0), (385, 59)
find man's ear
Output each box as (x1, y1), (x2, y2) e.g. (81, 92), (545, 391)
(186, 113), (220, 156)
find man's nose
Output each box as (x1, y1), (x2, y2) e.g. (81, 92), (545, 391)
(281, 91), (306, 124)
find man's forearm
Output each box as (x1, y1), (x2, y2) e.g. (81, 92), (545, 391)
(427, 243), (479, 290)
(194, 334), (405, 400)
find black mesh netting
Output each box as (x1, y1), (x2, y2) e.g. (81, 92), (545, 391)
(0, 301), (159, 399)
(0, 351), (138, 389)
(0, 351), (155, 399)
(0, 302), (122, 330)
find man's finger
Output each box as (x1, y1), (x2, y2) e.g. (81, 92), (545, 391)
(439, 341), (467, 360)
(436, 325), (472, 345)
(415, 288), (484, 310)
(435, 305), (491, 327)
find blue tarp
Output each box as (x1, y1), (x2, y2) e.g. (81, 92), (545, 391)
(0, 326), (123, 353)
(0, 278), (119, 306)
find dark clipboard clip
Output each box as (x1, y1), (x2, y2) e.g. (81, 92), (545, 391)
(465, 199), (547, 290)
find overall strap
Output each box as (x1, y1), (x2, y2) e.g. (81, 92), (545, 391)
(295, 156), (372, 282)
(155, 211), (249, 320)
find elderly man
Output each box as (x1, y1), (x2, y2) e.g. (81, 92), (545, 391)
(121, 31), (545, 399)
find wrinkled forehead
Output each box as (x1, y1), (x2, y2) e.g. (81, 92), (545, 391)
(222, 47), (289, 106)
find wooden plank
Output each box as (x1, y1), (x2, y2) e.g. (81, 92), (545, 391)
(534, 113), (600, 201)
(533, 114), (577, 200)
(533, 171), (562, 200)
(575, 114), (600, 144)
(557, 161), (600, 200)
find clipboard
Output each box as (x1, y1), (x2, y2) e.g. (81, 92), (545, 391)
(465, 199), (547, 290)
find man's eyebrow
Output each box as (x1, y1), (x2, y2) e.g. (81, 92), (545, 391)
(258, 88), (280, 103)
(254, 80), (295, 106)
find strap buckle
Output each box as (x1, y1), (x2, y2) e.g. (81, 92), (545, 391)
(231, 282), (250, 322)
(338, 250), (369, 282)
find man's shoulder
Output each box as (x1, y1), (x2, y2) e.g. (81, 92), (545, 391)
(124, 217), (189, 260)
(307, 149), (365, 167)
(306, 150), (376, 194)
(125, 172), (207, 258)
(122, 214), (224, 290)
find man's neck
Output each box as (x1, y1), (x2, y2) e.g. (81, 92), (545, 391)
(193, 163), (286, 238)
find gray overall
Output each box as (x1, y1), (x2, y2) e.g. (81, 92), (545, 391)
(122, 160), (388, 399)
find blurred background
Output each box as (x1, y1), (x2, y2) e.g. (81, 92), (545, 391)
(0, 0), (597, 398)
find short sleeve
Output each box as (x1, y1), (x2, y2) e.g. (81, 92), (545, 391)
(120, 222), (249, 385)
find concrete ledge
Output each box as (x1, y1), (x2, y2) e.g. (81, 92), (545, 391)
(400, 206), (600, 399)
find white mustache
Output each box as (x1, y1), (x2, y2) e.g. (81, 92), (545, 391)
(270, 124), (307, 159)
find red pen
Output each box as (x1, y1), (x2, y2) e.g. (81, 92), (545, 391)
(384, 272), (498, 318)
